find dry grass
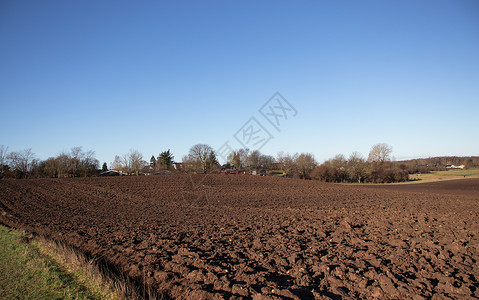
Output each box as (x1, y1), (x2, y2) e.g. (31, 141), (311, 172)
(33, 236), (168, 299)
(1, 225), (107, 299)
(33, 236), (127, 300)
(1, 225), (166, 300)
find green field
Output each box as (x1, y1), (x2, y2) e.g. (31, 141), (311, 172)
(340, 168), (479, 186)
(408, 168), (479, 183)
(0, 226), (123, 300)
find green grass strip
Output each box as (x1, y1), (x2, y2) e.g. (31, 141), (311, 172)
(0, 225), (122, 300)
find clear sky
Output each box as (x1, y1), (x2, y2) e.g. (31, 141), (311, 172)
(1, 0), (478, 165)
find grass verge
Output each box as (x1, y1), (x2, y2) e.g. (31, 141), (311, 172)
(0, 225), (125, 300)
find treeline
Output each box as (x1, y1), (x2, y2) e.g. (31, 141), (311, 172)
(0, 146), (99, 179)
(311, 151), (479, 184)
(398, 156), (479, 173)
(223, 143), (409, 183)
(298, 143), (409, 183)
(1, 143), (477, 182)
(224, 143), (478, 183)
(224, 148), (316, 179)
(310, 153), (409, 183)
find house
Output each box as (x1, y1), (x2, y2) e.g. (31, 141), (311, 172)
(445, 164), (465, 169)
(141, 166), (154, 176)
(173, 163), (184, 170)
(221, 169), (243, 175)
(99, 170), (124, 176)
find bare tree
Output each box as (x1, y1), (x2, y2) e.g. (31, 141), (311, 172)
(7, 148), (37, 177)
(110, 150), (145, 175)
(81, 149), (99, 176)
(69, 146), (84, 176)
(238, 148), (249, 169)
(121, 154), (131, 174)
(37, 157), (58, 178)
(329, 154), (347, 169)
(277, 152), (298, 174)
(0, 145), (8, 176)
(127, 149), (145, 176)
(246, 150), (262, 170)
(324, 154), (348, 182)
(111, 155), (123, 171)
(186, 144), (215, 173)
(181, 155), (196, 172)
(32, 147), (98, 178)
(368, 143), (392, 164)
(259, 154), (276, 170)
(347, 151), (367, 183)
(56, 152), (70, 178)
(295, 153), (316, 179)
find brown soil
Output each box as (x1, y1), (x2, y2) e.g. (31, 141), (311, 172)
(0, 175), (478, 299)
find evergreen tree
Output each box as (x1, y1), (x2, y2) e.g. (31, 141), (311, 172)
(150, 155), (157, 167)
(158, 149), (174, 168)
(205, 151), (219, 172)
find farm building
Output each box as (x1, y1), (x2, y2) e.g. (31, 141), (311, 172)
(99, 170), (124, 176)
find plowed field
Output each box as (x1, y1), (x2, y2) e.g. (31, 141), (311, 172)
(1, 175), (478, 299)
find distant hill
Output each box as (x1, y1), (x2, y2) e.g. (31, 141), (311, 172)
(397, 156), (479, 173)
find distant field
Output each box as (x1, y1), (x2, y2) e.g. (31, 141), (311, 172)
(408, 168), (479, 184)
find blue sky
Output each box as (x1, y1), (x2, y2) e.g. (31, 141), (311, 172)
(1, 0), (478, 165)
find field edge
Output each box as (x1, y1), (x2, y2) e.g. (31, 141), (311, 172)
(0, 224), (154, 300)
